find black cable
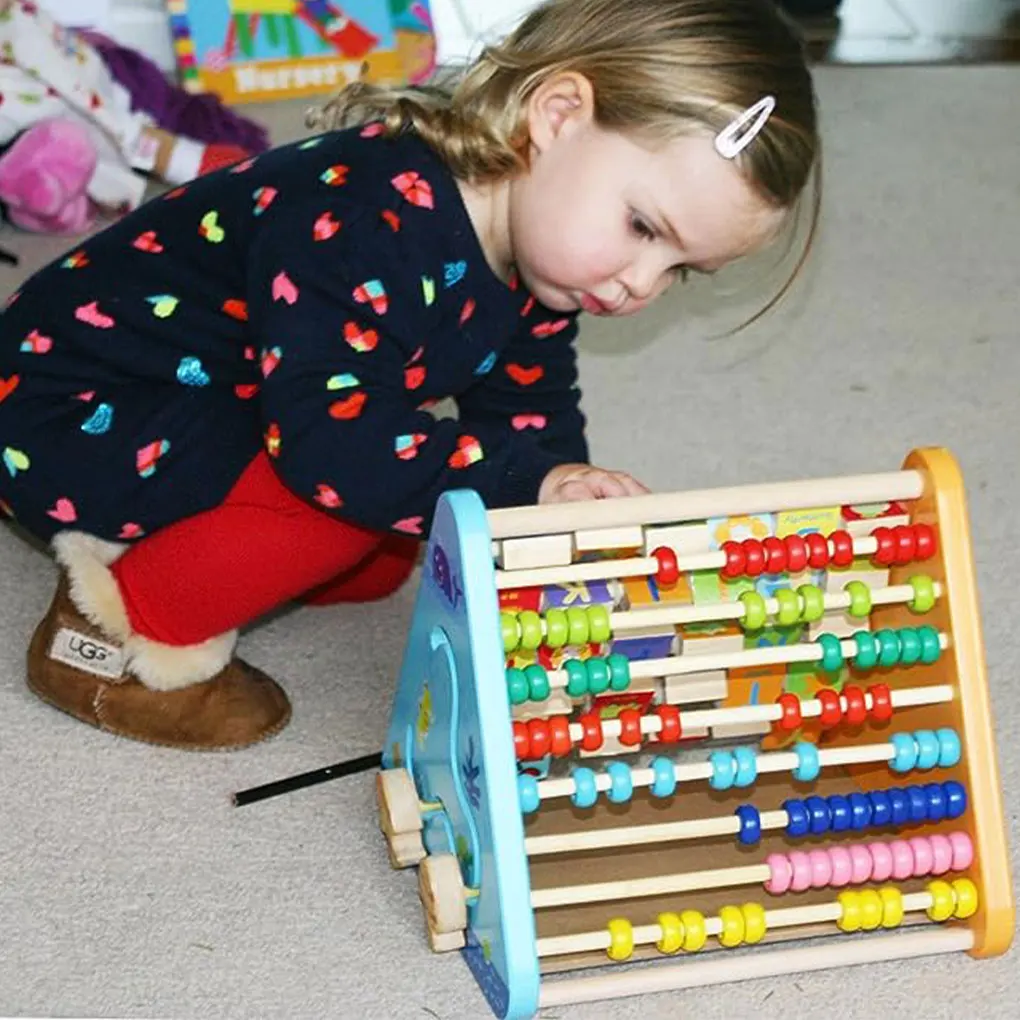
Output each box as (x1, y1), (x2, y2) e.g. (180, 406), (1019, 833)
(232, 750), (383, 806)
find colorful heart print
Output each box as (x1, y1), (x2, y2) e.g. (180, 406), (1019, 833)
(352, 280), (388, 316)
(328, 391), (367, 420)
(118, 523), (145, 539)
(459, 299), (476, 326)
(0, 374), (19, 403)
(444, 261), (467, 287)
(74, 302), (115, 329)
(360, 122), (385, 138)
(264, 422), (281, 458)
(314, 484), (343, 509)
(313, 212), (341, 241)
(448, 434), (483, 469)
(147, 294), (179, 319)
(474, 351), (496, 376)
(343, 321), (378, 352)
(46, 498), (77, 523)
(252, 186), (278, 215)
(176, 357), (210, 386)
(260, 347), (282, 378)
(421, 276), (435, 307)
(272, 271), (299, 305)
(2, 446), (30, 477)
(320, 163), (349, 186)
(511, 414), (547, 431)
(391, 171), (434, 209)
(381, 209), (401, 232)
(506, 363), (544, 385)
(61, 250), (88, 269)
(21, 329), (53, 354)
(392, 516), (423, 535)
(164, 186), (187, 200)
(234, 383), (259, 400)
(230, 157), (258, 174)
(299, 136), (324, 149)
(136, 439), (170, 478)
(81, 402), (114, 434)
(132, 230), (164, 253)
(532, 318), (571, 338)
(222, 298), (248, 321)
(199, 211), (225, 243)
(326, 372), (359, 390)
(394, 433), (427, 460)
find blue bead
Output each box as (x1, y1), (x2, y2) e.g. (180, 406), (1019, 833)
(571, 767), (598, 809)
(887, 787), (910, 826)
(792, 741), (821, 783)
(710, 750), (737, 791)
(868, 789), (893, 827)
(784, 798), (810, 836)
(906, 785), (928, 822)
(943, 780), (967, 818)
(733, 746), (758, 788)
(606, 761), (634, 804)
(805, 795), (830, 834)
(848, 792), (872, 830)
(890, 732), (919, 773)
(828, 794), (851, 832)
(914, 729), (940, 770)
(735, 804), (762, 845)
(518, 774), (540, 815)
(936, 728), (962, 768)
(650, 756), (677, 799)
(924, 782), (946, 822)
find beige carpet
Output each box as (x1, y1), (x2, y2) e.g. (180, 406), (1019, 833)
(0, 66), (1017, 1019)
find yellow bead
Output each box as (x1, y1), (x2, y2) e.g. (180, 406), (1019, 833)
(606, 918), (634, 962)
(879, 886), (904, 929)
(952, 879), (979, 920)
(926, 880), (956, 922)
(718, 904), (745, 948)
(859, 889), (884, 931)
(837, 890), (862, 932)
(741, 902), (767, 945)
(680, 910), (707, 952)
(656, 912), (684, 954)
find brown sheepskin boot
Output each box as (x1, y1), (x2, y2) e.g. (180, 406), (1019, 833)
(26, 532), (291, 750)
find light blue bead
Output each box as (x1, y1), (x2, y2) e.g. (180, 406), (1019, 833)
(936, 727), (962, 768)
(606, 761), (634, 804)
(518, 774), (540, 815)
(732, 746), (758, 788)
(571, 767), (598, 809)
(710, 750), (736, 791)
(650, 756), (677, 798)
(890, 731), (919, 773)
(915, 729), (940, 770)
(792, 741), (821, 782)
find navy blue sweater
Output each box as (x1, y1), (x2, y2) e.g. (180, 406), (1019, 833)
(0, 125), (588, 542)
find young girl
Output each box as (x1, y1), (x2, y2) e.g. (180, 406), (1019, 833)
(0, 0), (819, 751)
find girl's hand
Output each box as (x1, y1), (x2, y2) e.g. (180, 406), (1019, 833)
(538, 463), (650, 504)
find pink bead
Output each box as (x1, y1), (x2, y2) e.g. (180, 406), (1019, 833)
(828, 846), (853, 887)
(891, 839), (915, 880)
(950, 831), (974, 870)
(929, 834), (953, 875)
(809, 849), (833, 888)
(850, 844), (873, 884)
(765, 853), (792, 894)
(789, 850), (813, 892)
(869, 841), (894, 882)
(909, 836), (934, 876)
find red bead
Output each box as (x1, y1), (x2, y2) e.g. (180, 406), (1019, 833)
(777, 693), (803, 731)
(762, 536), (787, 574)
(652, 545), (680, 587)
(579, 712), (604, 752)
(817, 688), (843, 728)
(617, 708), (643, 746)
(868, 683), (893, 722)
(549, 715), (573, 757)
(721, 541), (745, 579)
(784, 534), (809, 573)
(913, 523), (937, 560)
(806, 532), (830, 568)
(842, 685), (867, 726)
(872, 526), (897, 566)
(893, 524), (916, 565)
(742, 539), (766, 577)
(513, 720), (530, 759)
(655, 704), (682, 743)
(528, 718), (551, 759)
(830, 530), (854, 567)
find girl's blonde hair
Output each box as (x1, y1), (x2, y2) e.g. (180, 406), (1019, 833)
(308, 0), (821, 312)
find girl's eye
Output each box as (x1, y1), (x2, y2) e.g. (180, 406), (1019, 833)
(630, 214), (655, 240)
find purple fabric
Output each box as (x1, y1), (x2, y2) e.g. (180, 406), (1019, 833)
(81, 31), (271, 153)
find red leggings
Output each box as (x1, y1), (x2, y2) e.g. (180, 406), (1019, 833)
(110, 453), (419, 645)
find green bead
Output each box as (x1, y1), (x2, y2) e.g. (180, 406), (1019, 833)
(798, 584), (825, 623)
(740, 591), (767, 631)
(501, 612), (520, 653)
(817, 633), (844, 673)
(506, 667), (529, 704)
(898, 626), (922, 665)
(909, 574), (936, 614)
(587, 604), (612, 644)
(545, 608), (569, 648)
(525, 663), (550, 701)
(918, 625), (941, 664)
(607, 653), (631, 691)
(518, 610), (543, 650)
(845, 580), (873, 619)
(774, 587), (800, 627)
(565, 659), (588, 697)
(586, 657), (610, 695)
(852, 630), (879, 670)
(875, 628), (901, 668)
(566, 607), (589, 645)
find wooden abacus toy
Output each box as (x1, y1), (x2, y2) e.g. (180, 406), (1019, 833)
(376, 447), (1014, 1019)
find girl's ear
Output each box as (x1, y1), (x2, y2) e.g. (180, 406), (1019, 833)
(525, 72), (595, 155)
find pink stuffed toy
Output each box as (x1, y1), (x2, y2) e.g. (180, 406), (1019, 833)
(0, 118), (99, 234)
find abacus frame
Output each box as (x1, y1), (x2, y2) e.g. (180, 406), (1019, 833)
(377, 447), (1013, 1019)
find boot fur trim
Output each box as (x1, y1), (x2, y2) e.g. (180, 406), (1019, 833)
(51, 531), (238, 692)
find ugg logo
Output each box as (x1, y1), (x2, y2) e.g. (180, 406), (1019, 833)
(50, 627), (125, 680)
